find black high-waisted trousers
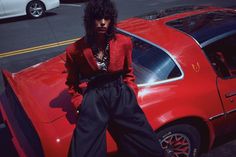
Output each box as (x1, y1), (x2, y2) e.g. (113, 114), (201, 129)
(68, 74), (164, 157)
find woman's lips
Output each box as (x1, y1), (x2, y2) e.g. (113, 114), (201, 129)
(98, 27), (107, 31)
(97, 27), (107, 33)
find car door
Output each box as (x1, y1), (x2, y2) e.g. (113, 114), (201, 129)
(203, 33), (236, 133)
(1, 0), (27, 18)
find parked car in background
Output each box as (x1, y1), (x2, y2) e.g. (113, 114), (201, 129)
(0, 0), (60, 19)
(1, 5), (236, 157)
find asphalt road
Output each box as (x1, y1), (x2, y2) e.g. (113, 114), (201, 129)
(1, 0), (236, 157)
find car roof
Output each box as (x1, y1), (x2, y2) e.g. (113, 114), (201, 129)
(138, 5), (209, 20)
(166, 10), (236, 47)
(117, 6), (236, 52)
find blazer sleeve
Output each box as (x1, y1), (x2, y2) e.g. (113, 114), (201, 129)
(123, 37), (139, 96)
(65, 47), (83, 110)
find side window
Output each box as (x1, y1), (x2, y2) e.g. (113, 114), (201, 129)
(131, 37), (182, 84)
(203, 33), (236, 78)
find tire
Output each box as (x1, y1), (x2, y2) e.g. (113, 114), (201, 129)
(156, 124), (201, 157)
(26, 1), (45, 18)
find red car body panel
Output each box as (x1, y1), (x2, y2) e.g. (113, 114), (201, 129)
(1, 6), (236, 157)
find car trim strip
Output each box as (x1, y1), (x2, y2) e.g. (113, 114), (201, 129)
(117, 28), (184, 87)
(209, 109), (236, 120)
(209, 113), (225, 120)
(200, 30), (236, 48)
(226, 108), (236, 115)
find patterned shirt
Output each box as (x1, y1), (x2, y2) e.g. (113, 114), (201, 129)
(92, 43), (110, 71)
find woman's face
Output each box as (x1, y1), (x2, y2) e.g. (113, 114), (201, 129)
(95, 18), (111, 34)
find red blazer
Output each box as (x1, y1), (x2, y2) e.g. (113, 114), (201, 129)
(65, 33), (138, 109)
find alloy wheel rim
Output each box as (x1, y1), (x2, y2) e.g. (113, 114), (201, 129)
(29, 3), (43, 17)
(160, 133), (191, 157)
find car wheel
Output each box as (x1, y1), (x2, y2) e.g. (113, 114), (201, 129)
(156, 124), (201, 157)
(26, 1), (45, 18)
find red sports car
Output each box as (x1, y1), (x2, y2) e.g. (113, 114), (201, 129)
(1, 6), (236, 157)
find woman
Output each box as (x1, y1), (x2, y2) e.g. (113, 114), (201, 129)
(65, 0), (164, 157)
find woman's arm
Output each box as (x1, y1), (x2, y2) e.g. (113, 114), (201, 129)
(123, 37), (139, 96)
(65, 47), (83, 110)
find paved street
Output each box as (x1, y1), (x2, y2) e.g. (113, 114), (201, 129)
(1, 0), (236, 156)
(1, 0), (236, 71)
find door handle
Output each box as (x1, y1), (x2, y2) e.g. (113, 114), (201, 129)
(225, 91), (236, 98)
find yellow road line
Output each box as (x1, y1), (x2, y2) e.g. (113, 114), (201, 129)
(0, 38), (80, 58)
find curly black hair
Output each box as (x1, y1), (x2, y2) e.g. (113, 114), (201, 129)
(84, 0), (118, 46)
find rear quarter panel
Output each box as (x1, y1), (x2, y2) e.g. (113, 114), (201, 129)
(135, 28), (226, 148)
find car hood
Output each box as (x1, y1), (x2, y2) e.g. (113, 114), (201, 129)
(2, 54), (75, 123)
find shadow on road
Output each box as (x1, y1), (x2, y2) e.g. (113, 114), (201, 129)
(0, 111), (19, 157)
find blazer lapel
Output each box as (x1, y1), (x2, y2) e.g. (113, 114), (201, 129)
(108, 38), (117, 71)
(83, 47), (98, 71)
(81, 37), (118, 72)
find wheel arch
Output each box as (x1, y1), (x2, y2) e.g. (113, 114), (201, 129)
(155, 116), (213, 153)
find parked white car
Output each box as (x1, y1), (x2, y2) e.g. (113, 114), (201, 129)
(0, 0), (60, 19)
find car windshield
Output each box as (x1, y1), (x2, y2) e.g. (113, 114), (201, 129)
(130, 36), (182, 84)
